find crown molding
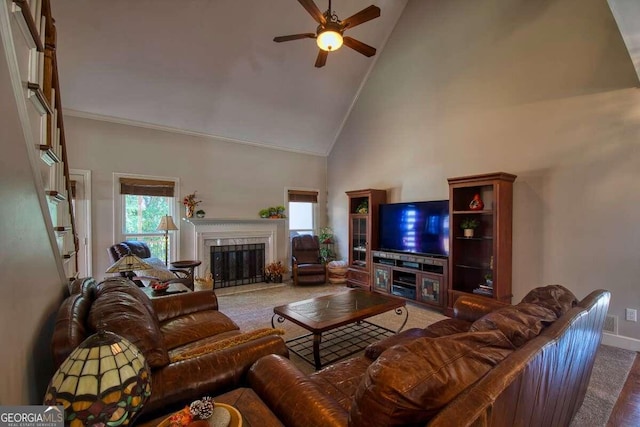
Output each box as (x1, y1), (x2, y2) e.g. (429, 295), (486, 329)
(63, 109), (327, 158)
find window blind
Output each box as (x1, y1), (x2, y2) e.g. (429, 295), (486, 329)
(120, 178), (175, 197)
(288, 190), (318, 203)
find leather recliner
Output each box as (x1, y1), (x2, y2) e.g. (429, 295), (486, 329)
(107, 240), (193, 289)
(292, 235), (326, 285)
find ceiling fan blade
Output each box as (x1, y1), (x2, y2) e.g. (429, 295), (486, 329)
(343, 36), (376, 57)
(274, 33), (316, 42)
(341, 5), (380, 29)
(315, 50), (328, 68)
(298, 0), (327, 25)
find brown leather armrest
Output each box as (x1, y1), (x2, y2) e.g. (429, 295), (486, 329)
(248, 354), (348, 427)
(453, 295), (510, 323)
(145, 336), (288, 415)
(151, 290), (219, 322)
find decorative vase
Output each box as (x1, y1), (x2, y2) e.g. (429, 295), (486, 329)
(196, 210), (205, 218)
(186, 205), (194, 218)
(463, 228), (474, 238)
(469, 194), (484, 211)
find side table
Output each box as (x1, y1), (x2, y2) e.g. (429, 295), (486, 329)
(171, 260), (202, 290)
(140, 283), (191, 299)
(215, 388), (283, 427)
(136, 388), (282, 427)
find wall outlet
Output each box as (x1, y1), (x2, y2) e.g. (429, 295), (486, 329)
(625, 308), (637, 322)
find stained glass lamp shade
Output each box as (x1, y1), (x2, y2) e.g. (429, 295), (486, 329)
(105, 253), (152, 274)
(44, 330), (152, 426)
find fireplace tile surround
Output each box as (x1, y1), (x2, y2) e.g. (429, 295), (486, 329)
(185, 218), (284, 279)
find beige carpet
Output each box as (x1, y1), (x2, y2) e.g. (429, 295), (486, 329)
(215, 282), (636, 423)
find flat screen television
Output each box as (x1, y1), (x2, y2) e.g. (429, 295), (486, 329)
(378, 200), (449, 257)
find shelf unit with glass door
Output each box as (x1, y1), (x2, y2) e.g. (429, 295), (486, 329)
(345, 189), (386, 290)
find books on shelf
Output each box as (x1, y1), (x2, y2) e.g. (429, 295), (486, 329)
(473, 284), (493, 296)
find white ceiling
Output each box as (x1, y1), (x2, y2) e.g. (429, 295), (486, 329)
(53, 0), (408, 156)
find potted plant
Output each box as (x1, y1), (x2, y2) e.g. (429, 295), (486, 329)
(460, 218), (479, 238)
(264, 261), (288, 283)
(268, 207), (278, 218)
(276, 205), (286, 218)
(259, 208), (270, 218)
(319, 226), (334, 244)
(484, 272), (493, 286)
(183, 191), (202, 218)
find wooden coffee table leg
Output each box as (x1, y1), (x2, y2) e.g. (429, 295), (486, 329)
(313, 332), (322, 370)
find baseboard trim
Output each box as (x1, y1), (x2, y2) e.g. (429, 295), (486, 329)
(602, 332), (640, 351)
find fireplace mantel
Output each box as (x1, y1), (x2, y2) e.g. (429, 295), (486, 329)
(186, 218), (286, 225)
(185, 218), (283, 277)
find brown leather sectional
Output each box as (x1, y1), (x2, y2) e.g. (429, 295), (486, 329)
(243, 285), (610, 426)
(50, 277), (288, 419)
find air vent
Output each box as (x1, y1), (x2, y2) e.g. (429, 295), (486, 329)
(604, 315), (618, 334)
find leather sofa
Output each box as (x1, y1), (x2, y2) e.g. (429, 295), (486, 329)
(243, 285), (610, 427)
(50, 277), (288, 419)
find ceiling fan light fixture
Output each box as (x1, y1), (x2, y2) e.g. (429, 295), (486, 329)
(317, 24), (343, 51)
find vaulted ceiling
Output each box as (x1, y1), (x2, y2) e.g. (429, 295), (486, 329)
(54, 0), (408, 156)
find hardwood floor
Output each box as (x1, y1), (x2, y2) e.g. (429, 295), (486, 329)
(607, 352), (640, 426)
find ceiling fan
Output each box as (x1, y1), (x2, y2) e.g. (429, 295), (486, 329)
(274, 0), (381, 68)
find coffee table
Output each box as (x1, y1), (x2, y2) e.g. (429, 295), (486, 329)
(272, 289), (408, 369)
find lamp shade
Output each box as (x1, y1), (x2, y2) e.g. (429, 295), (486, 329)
(156, 215), (178, 232)
(105, 253), (152, 274)
(44, 330), (152, 426)
(317, 23), (343, 51)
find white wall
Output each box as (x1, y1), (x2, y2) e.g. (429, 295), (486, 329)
(65, 115), (327, 278)
(328, 0), (640, 341)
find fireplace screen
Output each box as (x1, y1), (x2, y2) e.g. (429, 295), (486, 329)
(211, 244), (265, 288)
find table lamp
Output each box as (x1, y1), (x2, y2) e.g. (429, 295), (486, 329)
(44, 330), (152, 426)
(106, 251), (153, 282)
(157, 215), (178, 265)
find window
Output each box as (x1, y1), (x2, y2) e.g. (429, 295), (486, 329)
(288, 189), (318, 240)
(114, 175), (178, 263)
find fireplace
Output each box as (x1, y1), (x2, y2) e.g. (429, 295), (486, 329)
(211, 243), (265, 288)
(186, 218), (282, 288)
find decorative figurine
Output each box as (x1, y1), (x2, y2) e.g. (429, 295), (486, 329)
(469, 194), (484, 210)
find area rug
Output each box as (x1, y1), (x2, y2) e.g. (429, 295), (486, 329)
(217, 282), (446, 374)
(570, 344), (636, 426)
(216, 283), (636, 423)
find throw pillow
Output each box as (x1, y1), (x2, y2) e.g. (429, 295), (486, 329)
(135, 257), (176, 282)
(521, 284), (578, 317)
(469, 303), (557, 347)
(170, 328), (285, 362)
(349, 330), (514, 427)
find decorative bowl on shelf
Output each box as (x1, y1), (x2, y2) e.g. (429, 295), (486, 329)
(151, 282), (170, 295)
(157, 403), (242, 427)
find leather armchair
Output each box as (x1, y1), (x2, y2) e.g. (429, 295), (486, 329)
(292, 235), (326, 286)
(108, 240), (193, 289)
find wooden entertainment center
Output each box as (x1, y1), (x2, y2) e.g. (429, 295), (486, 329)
(348, 171), (515, 313)
(372, 251), (448, 310)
